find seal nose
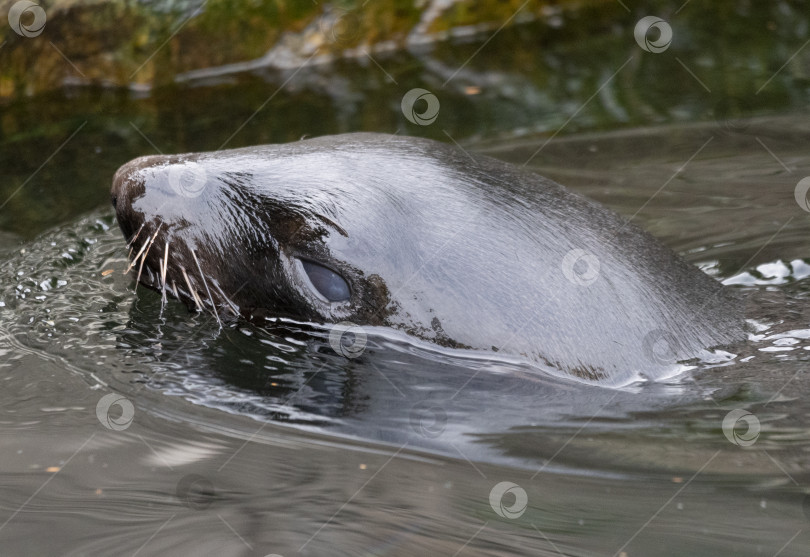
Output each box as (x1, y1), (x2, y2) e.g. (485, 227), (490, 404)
(112, 156), (149, 201)
(112, 155), (166, 207)
(111, 155), (160, 239)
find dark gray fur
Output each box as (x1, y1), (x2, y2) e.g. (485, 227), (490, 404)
(112, 133), (743, 385)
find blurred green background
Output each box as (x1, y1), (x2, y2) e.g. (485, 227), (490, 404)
(0, 0), (808, 238)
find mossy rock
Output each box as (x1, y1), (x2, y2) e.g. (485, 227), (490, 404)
(0, 0), (600, 98)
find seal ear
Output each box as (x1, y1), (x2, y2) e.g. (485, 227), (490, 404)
(299, 259), (351, 302)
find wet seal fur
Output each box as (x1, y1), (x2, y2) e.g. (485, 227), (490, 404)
(111, 133), (744, 386)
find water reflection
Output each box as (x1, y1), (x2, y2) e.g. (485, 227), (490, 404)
(2, 1), (810, 238)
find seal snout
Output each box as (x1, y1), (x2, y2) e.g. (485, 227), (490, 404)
(111, 155), (159, 204)
(112, 155), (162, 242)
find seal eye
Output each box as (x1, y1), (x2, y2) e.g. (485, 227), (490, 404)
(300, 260), (351, 302)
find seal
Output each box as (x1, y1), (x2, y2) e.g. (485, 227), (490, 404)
(111, 133), (744, 385)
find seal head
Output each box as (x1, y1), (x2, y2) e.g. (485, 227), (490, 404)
(112, 133), (743, 385)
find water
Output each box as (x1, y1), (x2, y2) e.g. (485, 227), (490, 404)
(3, 4), (810, 556)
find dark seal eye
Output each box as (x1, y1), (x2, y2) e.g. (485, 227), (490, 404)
(300, 260), (351, 302)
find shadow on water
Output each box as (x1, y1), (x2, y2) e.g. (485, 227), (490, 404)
(2, 1), (810, 556)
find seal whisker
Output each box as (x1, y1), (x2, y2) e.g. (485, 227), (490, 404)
(170, 280), (179, 300)
(191, 249), (222, 328)
(127, 223), (146, 249)
(135, 223), (162, 287)
(126, 246), (135, 271)
(125, 235), (151, 275)
(180, 266), (204, 312)
(210, 281), (240, 316)
(134, 246), (150, 287)
(160, 240), (169, 304)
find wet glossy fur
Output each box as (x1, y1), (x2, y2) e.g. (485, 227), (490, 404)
(112, 133), (744, 385)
